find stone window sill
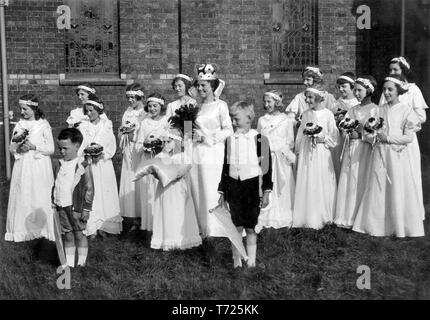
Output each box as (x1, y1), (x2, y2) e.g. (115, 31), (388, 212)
(59, 74), (133, 86)
(263, 72), (303, 85)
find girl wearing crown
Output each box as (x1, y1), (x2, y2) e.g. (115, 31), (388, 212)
(255, 90), (295, 232)
(335, 76), (378, 228)
(293, 86), (339, 229)
(78, 94), (122, 237)
(352, 75), (425, 237)
(118, 83), (147, 229)
(285, 66), (337, 124)
(135, 93), (169, 231)
(166, 74), (197, 119)
(190, 63), (234, 238)
(136, 127), (202, 250)
(5, 94), (56, 242)
(67, 83), (107, 128)
(379, 57), (428, 219)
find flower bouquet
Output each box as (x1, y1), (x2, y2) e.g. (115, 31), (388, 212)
(119, 120), (136, 134)
(334, 108), (348, 126)
(364, 117), (384, 134)
(12, 128), (29, 144)
(168, 103), (200, 139)
(339, 117), (360, 135)
(143, 135), (163, 156)
(83, 142), (104, 163)
(303, 122), (323, 147)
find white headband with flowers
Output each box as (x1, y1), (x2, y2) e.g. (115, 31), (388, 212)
(384, 77), (404, 86)
(264, 92), (282, 102)
(305, 87), (324, 97)
(338, 75), (355, 84)
(175, 74), (193, 82)
(86, 100), (103, 109)
(126, 90), (144, 97)
(356, 78), (375, 93)
(305, 66), (322, 78)
(147, 97), (165, 105)
(19, 99), (38, 106)
(77, 85), (96, 94)
(391, 57), (410, 70)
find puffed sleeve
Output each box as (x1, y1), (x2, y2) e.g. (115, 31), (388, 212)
(285, 93), (300, 118)
(94, 120), (117, 160)
(387, 109), (417, 145)
(34, 121), (55, 157)
(205, 101), (233, 146)
(409, 85), (428, 124)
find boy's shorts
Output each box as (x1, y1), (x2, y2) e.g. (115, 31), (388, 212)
(224, 176), (260, 229)
(56, 206), (88, 233)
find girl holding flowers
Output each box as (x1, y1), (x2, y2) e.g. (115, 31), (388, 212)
(135, 93), (169, 231)
(352, 75), (425, 237)
(78, 94), (122, 237)
(118, 83), (147, 228)
(166, 74), (197, 119)
(255, 90), (295, 232)
(335, 76), (378, 228)
(293, 86), (339, 229)
(5, 94), (55, 242)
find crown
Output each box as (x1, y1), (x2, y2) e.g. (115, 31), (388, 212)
(195, 63), (218, 80)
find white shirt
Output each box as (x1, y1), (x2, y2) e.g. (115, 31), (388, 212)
(228, 129), (261, 181)
(54, 158), (79, 207)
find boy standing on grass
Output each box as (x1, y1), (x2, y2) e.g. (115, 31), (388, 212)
(218, 101), (273, 268)
(52, 128), (94, 268)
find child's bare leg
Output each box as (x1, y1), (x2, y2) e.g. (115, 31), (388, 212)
(245, 228), (257, 268)
(74, 231), (88, 266)
(232, 226), (244, 268)
(63, 232), (76, 268)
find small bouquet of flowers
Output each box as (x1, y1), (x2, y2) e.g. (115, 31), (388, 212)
(168, 103), (200, 139)
(364, 117), (384, 134)
(83, 142), (104, 163)
(143, 135), (163, 156)
(12, 128), (29, 144)
(119, 120), (136, 134)
(334, 108), (348, 126)
(303, 122), (323, 147)
(339, 117), (360, 135)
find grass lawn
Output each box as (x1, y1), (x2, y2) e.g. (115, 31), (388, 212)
(1, 155), (429, 300)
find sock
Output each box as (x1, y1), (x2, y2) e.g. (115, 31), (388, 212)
(246, 234), (257, 267)
(65, 246), (76, 268)
(231, 245), (242, 268)
(77, 247), (88, 266)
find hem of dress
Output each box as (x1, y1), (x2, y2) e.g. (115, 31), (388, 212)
(352, 227), (425, 238)
(292, 221), (334, 230)
(255, 220), (292, 233)
(150, 237), (202, 251)
(4, 231), (55, 242)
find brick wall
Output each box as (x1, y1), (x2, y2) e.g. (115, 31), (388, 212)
(0, 0), (358, 178)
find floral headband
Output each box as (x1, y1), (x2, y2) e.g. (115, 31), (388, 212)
(356, 78), (375, 93)
(305, 66), (322, 78)
(147, 97), (165, 105)
(391, 57), (410, 70)
(77, 85), (96, 94)
(384, 77), (403, 86)
(126, 90), (144, 97)
(19, 99), (38, 106)
(86, 100), (103, 109)
(264, 92), (282, 102)
(338, 75), (355, 84)
(305, 87), (324, 98)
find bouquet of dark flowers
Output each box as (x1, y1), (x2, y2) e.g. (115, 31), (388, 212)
(83, 142), (104, 163)
(303, 122), (323, 147)
(12, 128), (29, 144)
(168, 103), (200, 139)
(339, 117), (360, 135)
(143, 135), (163, 156)
(119, 120), (136, 134)
(364, 117), (384, 134)
(334, 108), (348, 126)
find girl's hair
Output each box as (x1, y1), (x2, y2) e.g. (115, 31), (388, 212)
(145, 92), (167, 114)
(355, 75), (377, 97)
(58, 127), (83, 145)
(302, 66), (323, 84)
(390, 56), (411, 79)
(83, 94), (104, 115)
(383, 74), (408, 95)
(194, 78), (221, 93)
(19, 93), (45, 120)
(75, 82), (96, 96)
(336, 72), (356, 89)
(263, 90), (284, 110)
(125, 83), (145, 101)
(305, 85), (326, 103)
(171, 76), (193, 93)
(229, 101), (255, 121)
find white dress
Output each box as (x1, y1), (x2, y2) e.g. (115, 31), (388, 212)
(78, 118), (122, 235)
(165, 97), (197, 119)
(135, 116), (168, 231)
(5, 119), (55, 242)
(352, 102), (425, 237)
(66, 106), (107, 128)
(255, 113), (295, 232)
(151, 152), (202, 250)
(118, 106), (146, 218)
(334, 103), (377, 228)
(190, 99), (234, 237)
(293, 108), (339, 229)
(379, 83), (428, 219)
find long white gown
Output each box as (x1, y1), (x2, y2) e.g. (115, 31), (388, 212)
(134, 116), (168, 231)
(150, 152), (202, 250)
(379, 83), (428, 219)
(255, 113), (295, 232)
(334, 103), (377, 228)
(190, 99), (234, 237)
(165, 97), (197, 119)
(118, 106), (146, 218)
(5, 119), (55, 242)
(352, 102), (425, 237)
(293, 108), (339, 229)
(78, 118), (122, 235)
